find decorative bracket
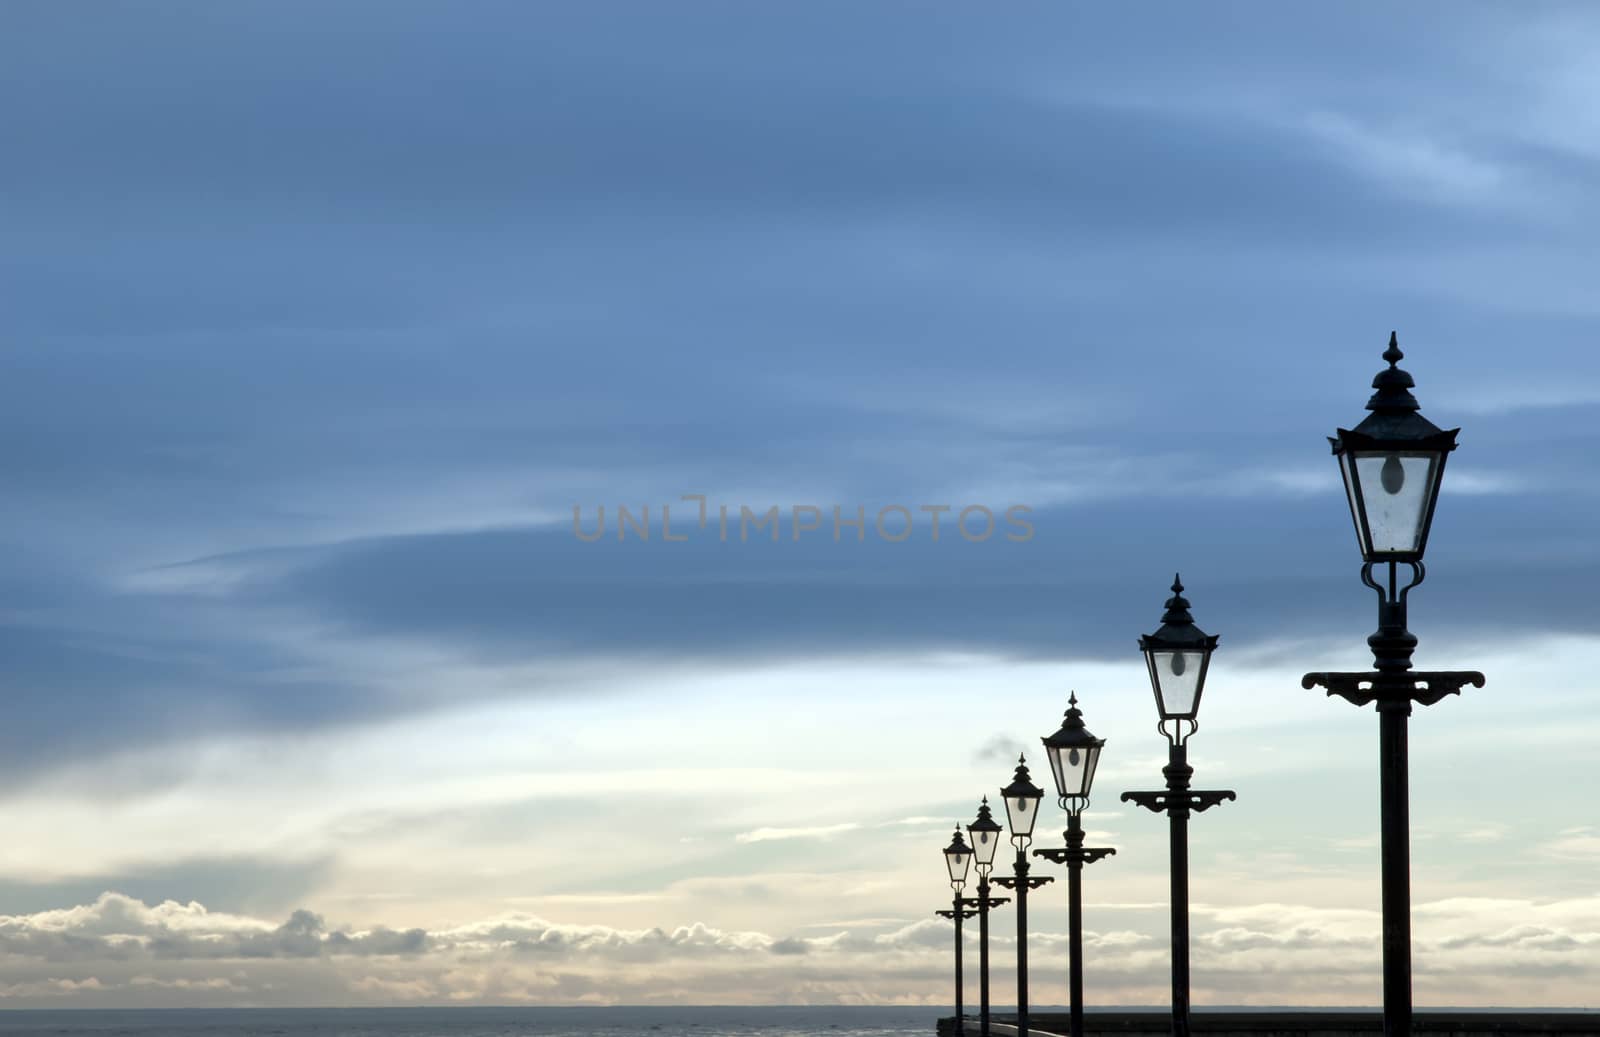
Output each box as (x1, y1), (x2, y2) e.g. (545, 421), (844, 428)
(1033, 846), (1116, 867)
(1302, 669), (1485, 709)
(935, 908), (979, 920)
(991, 874), (1054, 891)
(959, 896), (1010, 909)
(1121, 789), (1235, 815)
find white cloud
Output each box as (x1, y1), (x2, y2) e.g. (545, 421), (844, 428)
(734, 823), (861, 844)
(1457, 824), (1509, 844)
(0, 891), (1590, 1007)
(1539, 832), (1600, 862)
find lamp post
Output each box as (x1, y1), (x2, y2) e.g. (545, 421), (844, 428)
(936, 826), (978, 1034)
(1035, 694), (1117, 1037)
(991, 756), (1053, 1037)
(1122, 577), (1235, 1037)
(1301, 335), (1485, 1037)
(967, 799), (1011, 1037)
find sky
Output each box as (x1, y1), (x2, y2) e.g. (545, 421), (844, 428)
(2, 0), (1599, 1010)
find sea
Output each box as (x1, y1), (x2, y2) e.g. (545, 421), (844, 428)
(0, 1006), (941, 1037)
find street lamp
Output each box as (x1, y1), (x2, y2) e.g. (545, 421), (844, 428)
(967, 798), (1011, 1037)
(1035, 694), (1117, 1037)
(1301, 335), (1485, 1037)
(990, 756), (1053, 1037)
(936, 826), (979, 1034)
(1122, 577), (1235, 1037)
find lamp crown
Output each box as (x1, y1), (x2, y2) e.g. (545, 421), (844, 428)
(1002, 754), (1042, 797)
(1141, 573), (1218, 651)
(1043, 690), (1104, 751)
(1340, 331), (1456, 447)
(1367, 331), (1421, 416)
(972, 798), (999, 828)
(1161, 574), (1193, 625)
(945, 824), (970, 853)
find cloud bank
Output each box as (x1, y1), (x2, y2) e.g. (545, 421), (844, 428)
(0, 892), (1591, 1007)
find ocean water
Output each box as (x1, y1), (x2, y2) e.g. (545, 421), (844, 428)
(0, 1006), (940, 1037)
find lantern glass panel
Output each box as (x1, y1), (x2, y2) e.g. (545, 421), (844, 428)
(1337, 450), (1364, 556)
(1351, 451), (1440, 557)
(945, 848), (971, 885)
(970, 825), (999, 867)
(1046, 742), (1102, 800)
(1003, 793), (1039, 839)
(1148, 649), (1206, 718)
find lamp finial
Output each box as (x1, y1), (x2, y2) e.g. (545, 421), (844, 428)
(1368, 331), (1420, 415)
(1161, 578), (1194, 626)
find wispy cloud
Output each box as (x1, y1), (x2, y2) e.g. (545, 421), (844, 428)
(1298, 111), (1508, 208)
(1539, 828), (1600, 861)
(734, 824), (860, 844)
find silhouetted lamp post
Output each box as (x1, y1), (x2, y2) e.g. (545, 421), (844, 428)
(936, 826), (978, 1034)
(1122, 577), (1235, 1037)
(991, 756), (1052, 1037)
(1301, 335), (1484, 1037)
(1035, 694), (1116, 1037)
(967, 799), (1010, 1037)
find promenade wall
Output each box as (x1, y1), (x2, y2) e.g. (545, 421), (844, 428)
(936, 1013), (1600, 1037)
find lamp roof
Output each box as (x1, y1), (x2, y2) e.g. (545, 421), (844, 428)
(969, 796), (1003, 835)
(944, 825), (971, 855)
(1139, 574), (1219, 651)
(1340, 333), (1460, 448)
(1000, 754), (1043, 800)
(1042, 693), (1104, 751)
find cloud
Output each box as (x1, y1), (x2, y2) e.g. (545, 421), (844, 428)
(0, 894), (428, 963)
(1297, 112), (1508, 208)
(734, 824), (860, 845)
(1, 0), (1598, 790)
(1457, 824), (1510, 844)
(0, 891), (1592, 1006)
(974, 734), (1025, 766)
(1539, 829), (1600, 861)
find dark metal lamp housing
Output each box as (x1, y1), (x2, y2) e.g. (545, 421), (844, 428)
(1139, 575), (1218, 734)
(1331, 333), (1459, 565)
(944, 825), (973, 888)
(967, 797), (1004, 873)
(1000, 755), (1044, 846)
(1041, 693), (1104, 811)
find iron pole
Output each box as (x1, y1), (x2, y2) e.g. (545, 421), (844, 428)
(1066, 815), (1085, 1037)
(1371, 567), (1415, 1037)
(1379, 702), (1412, 1037)
(978, 876), (992, 1037)
(1166, 743), (1192, 1037)
(1016, 850), (1031, 1037)
(954, 892), (965, 1034)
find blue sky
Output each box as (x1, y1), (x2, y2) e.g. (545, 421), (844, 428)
(1, 1), (1598, 1008)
